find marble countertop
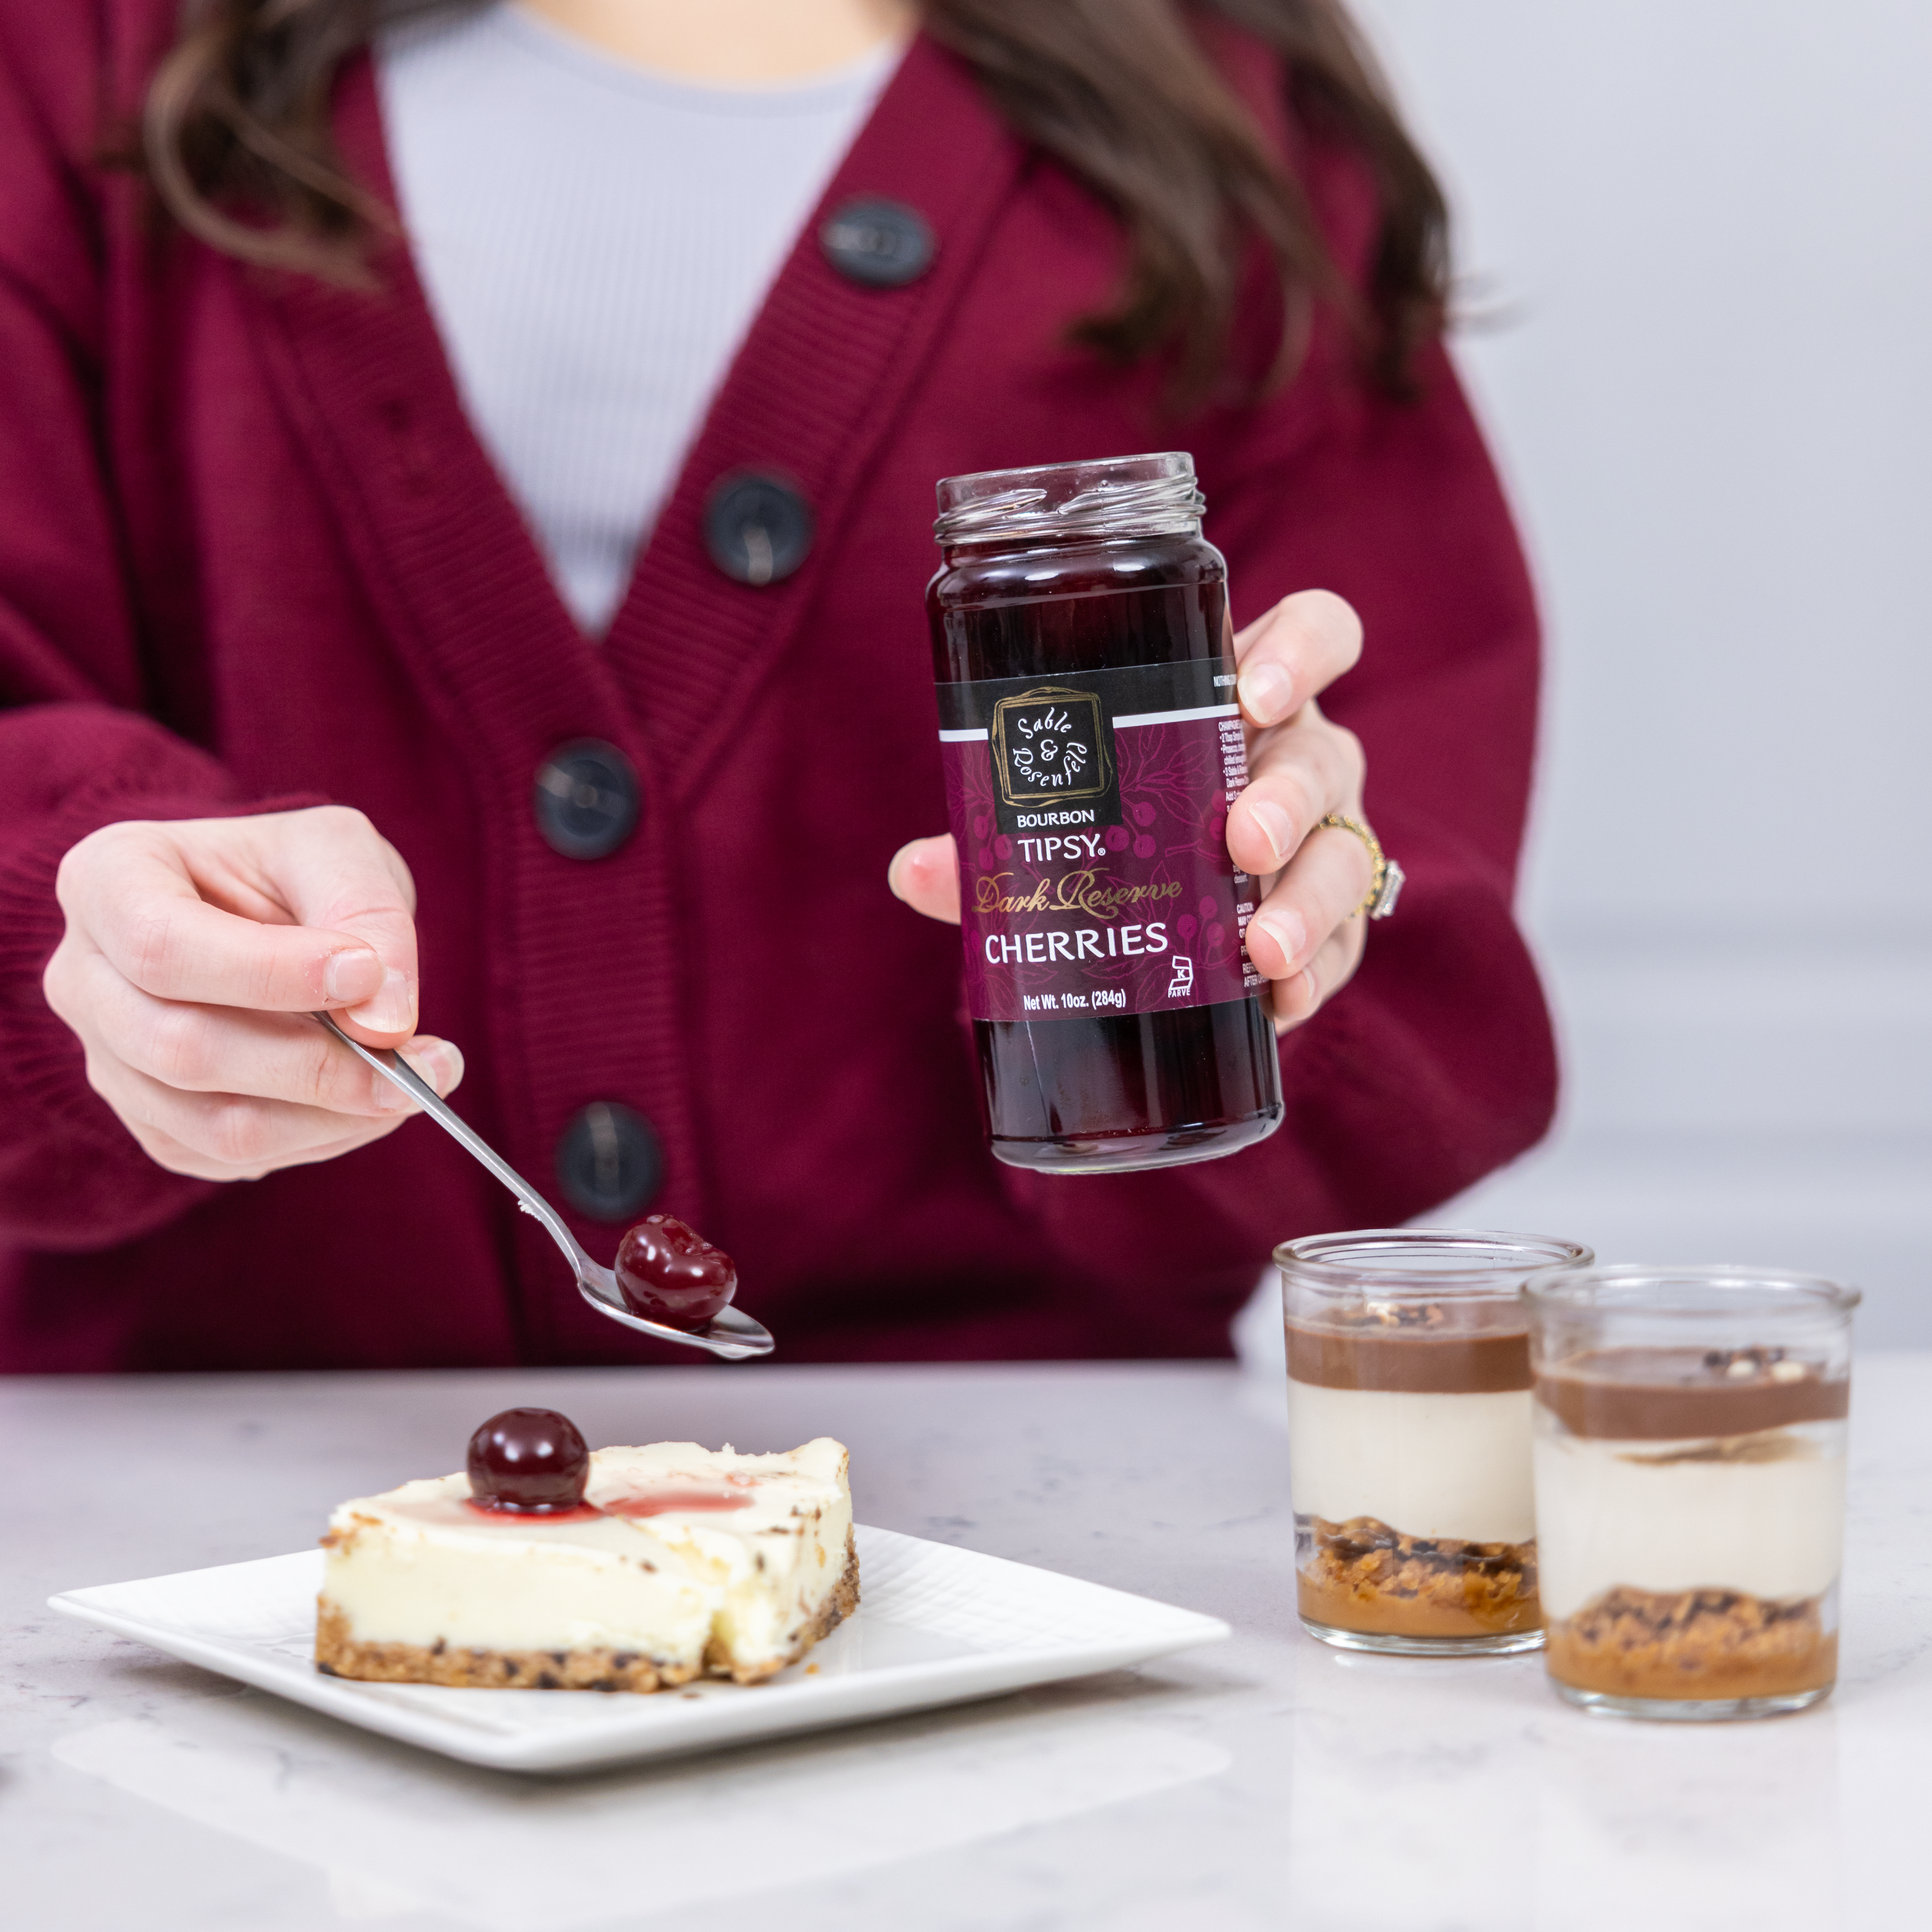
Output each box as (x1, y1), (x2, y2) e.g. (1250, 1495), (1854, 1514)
(4, 1356), (1927, 1932)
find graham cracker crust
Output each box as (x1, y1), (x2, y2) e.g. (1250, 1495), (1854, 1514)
(314, 1600), (697, 1691)
(1297, 1514), (1541, 1639)
(1546, 1585), (1836, 1700)
(313, 1528), (862, 1693)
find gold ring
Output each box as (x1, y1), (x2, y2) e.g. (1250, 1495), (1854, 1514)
(1316, 813), (1405, 920)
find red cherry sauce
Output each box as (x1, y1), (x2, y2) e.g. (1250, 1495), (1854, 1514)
(603, 1488), (756, 1519)
(465, 1407), (593, 1517)
(614, 1214), (737, 1329)
(462, 1500), (607, 1525)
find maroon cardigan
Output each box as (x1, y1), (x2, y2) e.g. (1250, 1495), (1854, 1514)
(0, 7), (1556, 1371)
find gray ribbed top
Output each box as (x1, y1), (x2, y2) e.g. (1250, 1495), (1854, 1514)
(378, 6), (899, 633)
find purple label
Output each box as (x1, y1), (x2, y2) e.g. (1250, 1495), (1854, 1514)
(939, 665), (1264, 1023)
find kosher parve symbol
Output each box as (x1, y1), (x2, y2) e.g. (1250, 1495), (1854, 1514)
(991, 686), (1114, 808)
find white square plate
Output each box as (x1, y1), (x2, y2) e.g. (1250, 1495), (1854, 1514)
(49, 1526), (1229, 1773)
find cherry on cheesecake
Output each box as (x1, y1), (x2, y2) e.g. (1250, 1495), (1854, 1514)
(466, 1407), (591, 1514)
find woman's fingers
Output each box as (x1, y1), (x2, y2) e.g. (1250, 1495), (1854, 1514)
(71, 953), (463, 1114)
(134, 1122), (410, 1182)
(887, 833), (962, 925)
(1225, 698), (1365, 881)
(98, 1065), (417, 1181)
(262, 807), (421, 1040)
(1219, 590), (1378, 1029)
(1233, 590), (1364, 729)
(54, 807), (421, 1044)
(83, 1035), (465, 1181)
(42, 804), (454, 1185)
(1266, 922), (1366, 1036)
(1245, 815), (1376, 977)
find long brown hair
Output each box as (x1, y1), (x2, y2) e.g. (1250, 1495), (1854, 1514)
(143, 0), (1446, 398)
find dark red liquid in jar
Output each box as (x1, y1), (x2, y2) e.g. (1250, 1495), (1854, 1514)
(928, 514), (1283, 1173)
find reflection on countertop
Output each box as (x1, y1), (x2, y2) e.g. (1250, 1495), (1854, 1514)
(55, 1678), (1229, 1929)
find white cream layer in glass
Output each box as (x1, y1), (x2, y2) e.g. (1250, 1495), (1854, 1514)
(321, 1438), (851, 1676)
(589, 1439), (852, 1678)
(1286, 1381), (1535, 1545)
(1533, 1421), (1846, 1621)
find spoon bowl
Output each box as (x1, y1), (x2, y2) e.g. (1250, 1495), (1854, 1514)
(316, 1014), (773, 1360)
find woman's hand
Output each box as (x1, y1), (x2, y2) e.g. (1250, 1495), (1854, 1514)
(42, 806), (463, 1181)
(888, 589), (1376, 1035)
(1219, 589), (1373, 1031)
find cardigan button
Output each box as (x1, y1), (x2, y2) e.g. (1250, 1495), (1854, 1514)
(703, 471), (813, 586)
(555, 1103), (663, 1222)
(819, 196), (936, 289)
(533, 740), (639, 860)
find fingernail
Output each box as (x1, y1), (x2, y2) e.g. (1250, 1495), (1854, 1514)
(1249, 800), (1296, 870)
(355, 967), (415, 1035)
(1237, 662), (1293, 726)
(1250, 909), (1307, 972)
(414, 1040), (464, 1095)
(324, 948), (384, 1005)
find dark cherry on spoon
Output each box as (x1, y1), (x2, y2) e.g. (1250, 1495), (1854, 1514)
(311, 1014), (773, 1359)
(614, 1214), (737, 1330)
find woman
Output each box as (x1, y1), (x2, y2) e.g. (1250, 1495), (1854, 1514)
(0, 0), (1556, 1369)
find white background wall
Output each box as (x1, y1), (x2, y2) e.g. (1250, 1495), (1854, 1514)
(1305, 2), (1931, 1343)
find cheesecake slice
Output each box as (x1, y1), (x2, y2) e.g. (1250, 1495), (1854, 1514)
(316, 1436), (856, 1691)
(590, 1439), (857, 1684)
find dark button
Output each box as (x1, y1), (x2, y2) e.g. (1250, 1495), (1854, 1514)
(819, 197), (936, 289)
(555, 1103), (663, 1222)
(703, 472), (813, 586)
(533, 739), (639, 861)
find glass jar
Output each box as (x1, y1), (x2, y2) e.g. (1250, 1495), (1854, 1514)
(1279, 1228), (1593, 1655)
(926, 453), (1282, 1174)
(1525, 1264), (1857, 1719)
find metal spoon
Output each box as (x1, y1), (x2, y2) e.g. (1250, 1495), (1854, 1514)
(315, 1013), (773, 1361)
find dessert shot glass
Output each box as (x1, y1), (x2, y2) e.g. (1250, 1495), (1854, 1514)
(1279, 1229), (1593, 1656)
(1525, 1265), (1858, 1721)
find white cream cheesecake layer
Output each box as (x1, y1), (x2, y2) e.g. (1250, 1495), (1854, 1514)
(321, 1439), (853, 1676)
(1287, 1380), (1536, 1545)
(1533, 1422), (1847, 1620)
(590, 1438), (852, 1677)
(321, 1477), (715, 1665)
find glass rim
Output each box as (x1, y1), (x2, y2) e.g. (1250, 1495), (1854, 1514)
(1275, 1227), (1594, 1293)
(1522, 1262), (1862, 1315)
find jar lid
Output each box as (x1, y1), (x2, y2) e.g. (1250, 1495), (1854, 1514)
(934, 452), (1203, 545)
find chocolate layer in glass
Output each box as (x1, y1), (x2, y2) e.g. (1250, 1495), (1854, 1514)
(1527, 1266), (1857, 1719)
(1280, 1230), (1591, 1656)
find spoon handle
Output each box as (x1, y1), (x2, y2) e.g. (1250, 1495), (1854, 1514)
(313, 1013), (592, 1277)
(312, 1013), (775, 1360)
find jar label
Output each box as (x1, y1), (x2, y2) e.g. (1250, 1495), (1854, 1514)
(937, 657), (1264, 1022)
